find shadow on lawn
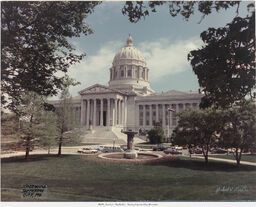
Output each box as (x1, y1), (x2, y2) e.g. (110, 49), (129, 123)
(1, 154), (69, 163)
(146, 157), (256, 172)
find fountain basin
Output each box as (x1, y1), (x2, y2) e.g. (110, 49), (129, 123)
(98, 152), (162, 162)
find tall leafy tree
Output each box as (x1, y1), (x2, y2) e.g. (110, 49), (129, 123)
(37, 111), (58, 154)
(18, 92), (57, 159)
(172, 108), (224, 164)
(188, 11), (255, 108)
(147, 125), (165, 144)
(55, 76), (81, 156)
(1, 1), (100, 113)
(220, 101), (256, 166)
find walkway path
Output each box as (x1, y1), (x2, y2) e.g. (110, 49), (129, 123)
(189, 155), (256, 167)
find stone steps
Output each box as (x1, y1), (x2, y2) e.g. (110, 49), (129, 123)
(80, 127), (145, 145)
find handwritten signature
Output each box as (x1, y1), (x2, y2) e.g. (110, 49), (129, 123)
(216, 185), (249, 193)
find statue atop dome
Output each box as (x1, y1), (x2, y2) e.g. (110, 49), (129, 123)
(126, 34), (133, 46)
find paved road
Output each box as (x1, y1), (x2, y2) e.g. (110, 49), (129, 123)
(2, 147), (256, 167)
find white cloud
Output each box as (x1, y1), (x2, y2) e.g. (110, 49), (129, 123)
(139, 37), (202, 82)
(62, 36), (202, 97)
(66, 40), (123, 96)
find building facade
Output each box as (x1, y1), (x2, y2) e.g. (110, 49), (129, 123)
(54, 35), (202, 139)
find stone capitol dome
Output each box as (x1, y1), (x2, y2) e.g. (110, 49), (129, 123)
(108, 34), (154, 95)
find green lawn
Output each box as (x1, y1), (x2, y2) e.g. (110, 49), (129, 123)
(208, 154), (256, 163)
(1, 154), (256, 201)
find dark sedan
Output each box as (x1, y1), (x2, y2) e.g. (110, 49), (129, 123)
(164, 149), (182, 155)
(211, 148), (227, 154)
(153, 145), (168, 151)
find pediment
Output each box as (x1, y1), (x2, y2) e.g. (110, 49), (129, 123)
(79, 84), (118, 95)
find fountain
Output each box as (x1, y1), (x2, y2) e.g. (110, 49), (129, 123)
(122, 129), (138, 159)
(97, 128), (163, 161)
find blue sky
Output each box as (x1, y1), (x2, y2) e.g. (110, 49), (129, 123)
(63, 1), (250, 97)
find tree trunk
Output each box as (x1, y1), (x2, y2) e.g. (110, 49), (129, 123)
(235, 147), (242, 167)
(58, 136), (62, 156)
(204, 155), (208, 165)
(202, 145), (209, 165)
(25, 146), (30, 160)
(25, 137), (30, 160)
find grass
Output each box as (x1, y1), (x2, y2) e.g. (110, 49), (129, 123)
(208, 154), (256, 163)
(1, 154), (256, 201)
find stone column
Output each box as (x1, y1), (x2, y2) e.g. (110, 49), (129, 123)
(107, 98), (110, 126)
(124, 97), (127, 127)
(156, 104), (159, 123)
(122, 100), (125, 126)
(93, 99), (97, 126)
(119, 99), (122, 125)
(143, 105), (146, 127)
(100, 98), (103, 126)
(162, 104), (166, 129)
(114, 99), (118, 126)
(80, 99), (85, 126)
(149, 104), (152, 127)
(86, 99), (90, 127)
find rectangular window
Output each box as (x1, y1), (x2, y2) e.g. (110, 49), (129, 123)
(128, 70), (132, 77)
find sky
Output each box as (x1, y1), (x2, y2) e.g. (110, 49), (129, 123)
(60, 1), (250, 98)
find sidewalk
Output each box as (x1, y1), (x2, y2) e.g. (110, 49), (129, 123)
(190, 155), (256, 167)
(1, 146), (86, 159)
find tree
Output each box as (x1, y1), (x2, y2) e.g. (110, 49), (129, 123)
(147, 126), (165, 144)
(188, 11), (255, 109)
(37, 111), (58, 154)
(172, 108), (224, 164)
(171, 124), (197, 157)
(1, 1), (101, 113)
(55, 76), (81, 156)
(220, 100), (256, 166)
(122, 1), (241, 23)
(18, 92), (57, 159)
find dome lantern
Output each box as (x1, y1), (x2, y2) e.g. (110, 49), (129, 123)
(126, 34), (133, 46)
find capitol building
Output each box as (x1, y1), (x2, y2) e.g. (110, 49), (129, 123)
(55, 35), (202, 143)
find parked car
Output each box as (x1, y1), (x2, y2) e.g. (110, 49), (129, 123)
(153, 145), (168, 151)
(94, 146), (104, 151)
(174, 145), (183, 150)
(194, 148), (203, 154)
(164, 149), (182, 155)
(77, 147), (98, 154)
(211, 148), (227, 154)
(102, 146), (124, 153)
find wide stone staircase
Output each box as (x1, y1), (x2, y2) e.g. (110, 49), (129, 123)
(80, 127), (126, 145)
(80, 126), (144, 145)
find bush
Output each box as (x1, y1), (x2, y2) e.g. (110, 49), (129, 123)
(147, 126), (165, 144)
